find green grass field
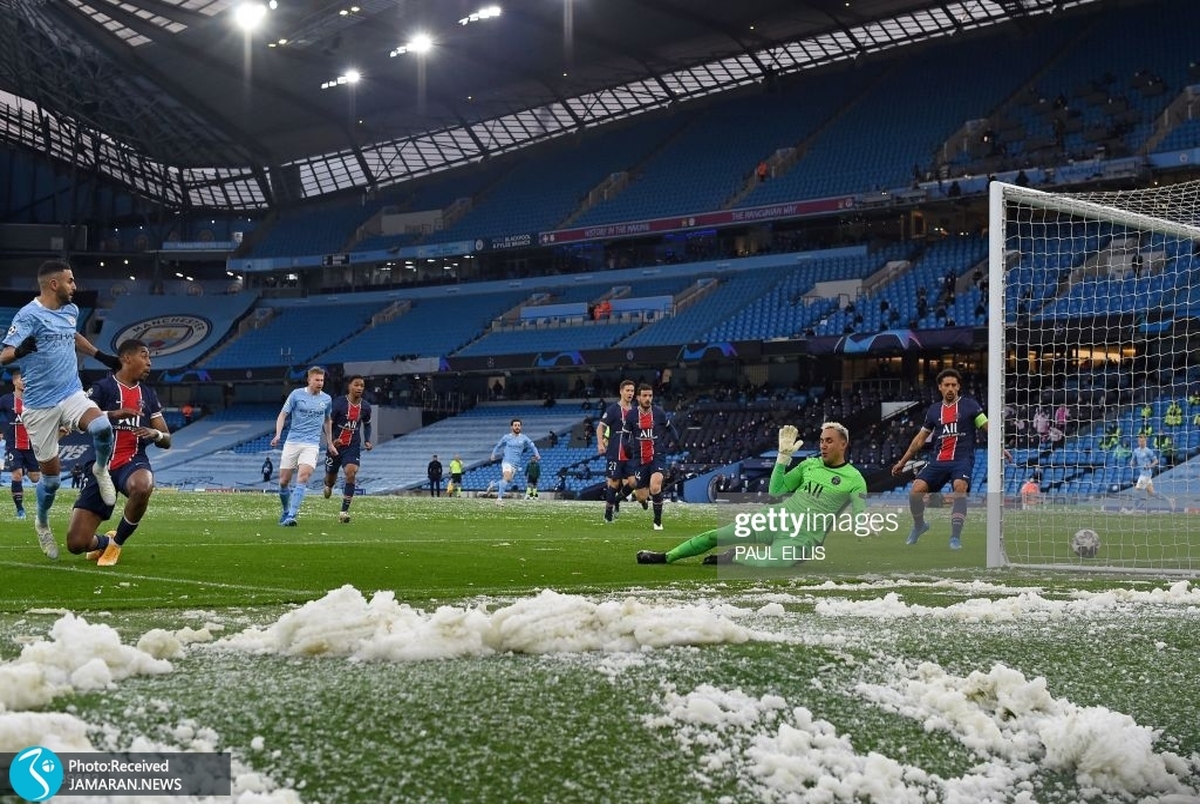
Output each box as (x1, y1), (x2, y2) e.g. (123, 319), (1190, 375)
(2, 493), (1199, 803)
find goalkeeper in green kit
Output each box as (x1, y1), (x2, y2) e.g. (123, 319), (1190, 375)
(636, 422), (868, 567)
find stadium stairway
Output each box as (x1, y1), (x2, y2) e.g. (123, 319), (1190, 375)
(150, 403), (587, 495)
(344, 404), (587, 494)
(151, 411), (276, 475)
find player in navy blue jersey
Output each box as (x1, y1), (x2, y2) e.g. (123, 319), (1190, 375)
(66, 339), (171, 566)
(627, 383), (680, 530)
(596, 379), (636, 523)
(322, 375), (373, 523)
(0, 368), (40, 520)
(891, 368), (1005, 550)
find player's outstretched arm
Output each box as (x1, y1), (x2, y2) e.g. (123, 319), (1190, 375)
(892, 428), (931, 475)
(74, 333), (120, 370)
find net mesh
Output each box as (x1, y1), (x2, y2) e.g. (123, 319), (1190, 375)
(993, 179), (1200, 572)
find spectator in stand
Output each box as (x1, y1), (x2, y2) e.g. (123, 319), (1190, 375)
(1054, 404), (1071, 434)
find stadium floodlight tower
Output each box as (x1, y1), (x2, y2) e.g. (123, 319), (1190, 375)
(987, 178), (1200, 574)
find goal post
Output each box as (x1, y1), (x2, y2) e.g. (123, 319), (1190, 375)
(987, 179), (1200, 573)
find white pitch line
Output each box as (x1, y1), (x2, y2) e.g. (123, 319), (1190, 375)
(0, 559), (321, 597)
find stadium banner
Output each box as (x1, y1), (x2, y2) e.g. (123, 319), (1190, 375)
(805, 326), (975, 355)
(161, 240), (237, 251)
(441, 340), (762, 372)
(94, 291), (259, 370)
(480, 232), (538, 251)
(231, 239), (478, 273)
(537, 195), (856, 245)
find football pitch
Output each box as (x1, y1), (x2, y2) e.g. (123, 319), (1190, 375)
(2, 493), (1199, 803)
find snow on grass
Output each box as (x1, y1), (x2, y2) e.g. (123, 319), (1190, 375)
(857, 662), (1200, 801)
(645, 661), (1200, 804)
(210, 585), (754, 660)
(0, 613), (171, 712)
(812, 580), (1200, 622)
(2, 578), (1197, 803)
(0, 617), (305, 802)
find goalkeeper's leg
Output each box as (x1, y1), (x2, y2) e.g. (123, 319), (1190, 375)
(665, 521), (740, 562)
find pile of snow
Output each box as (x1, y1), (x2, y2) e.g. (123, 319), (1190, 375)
(646, 664), (1200, 803)
(212, 585), (753, 660)
(0, 616), (302, 803)
(858, 662), (1200, 800)
(814, 580), (1200, 622)
(0, 613), (172, 712)
(645, 684), (936, 803)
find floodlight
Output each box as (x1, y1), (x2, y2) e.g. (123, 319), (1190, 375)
(409, 33), (433, 54)
(345, 70), (361, 84)
(233, 1), (268, 31)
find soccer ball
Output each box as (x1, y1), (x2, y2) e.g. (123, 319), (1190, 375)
(1070, 528), (1101, 559)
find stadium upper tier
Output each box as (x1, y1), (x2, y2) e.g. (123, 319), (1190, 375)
(88, 219), (1200, 371)
(216, 0), (1200, 266)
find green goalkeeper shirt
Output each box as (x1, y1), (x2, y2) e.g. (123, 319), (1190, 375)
(766, 456), (868, 546)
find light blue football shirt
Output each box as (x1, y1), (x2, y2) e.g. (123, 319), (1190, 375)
(3, 299), (84, 409)
(1132, 446), (1157, 473)
(493, 432), (539, 466)
(281, 388), (332, 446)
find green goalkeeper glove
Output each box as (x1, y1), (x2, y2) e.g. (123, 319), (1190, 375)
(776, 425), (803, 463)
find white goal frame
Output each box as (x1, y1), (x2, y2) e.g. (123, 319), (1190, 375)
(987, 180), (1200, 572)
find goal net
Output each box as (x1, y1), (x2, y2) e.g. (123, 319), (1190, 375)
(987, 179), (1200, 573)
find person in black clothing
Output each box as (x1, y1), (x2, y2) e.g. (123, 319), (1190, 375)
(427, 454), (444, 497)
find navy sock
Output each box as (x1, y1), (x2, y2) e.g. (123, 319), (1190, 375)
(950, 496), (968, 539)
(114, 516), (139, 546)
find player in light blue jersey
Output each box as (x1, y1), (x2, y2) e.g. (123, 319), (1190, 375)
(1131, 435), (1161, 504)
(270, 366), (333, 526)
(0, 260), (123, 560)
(490, 418), (540, 505)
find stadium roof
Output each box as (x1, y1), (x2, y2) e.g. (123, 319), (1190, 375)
(0, 0), (1102, 211)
